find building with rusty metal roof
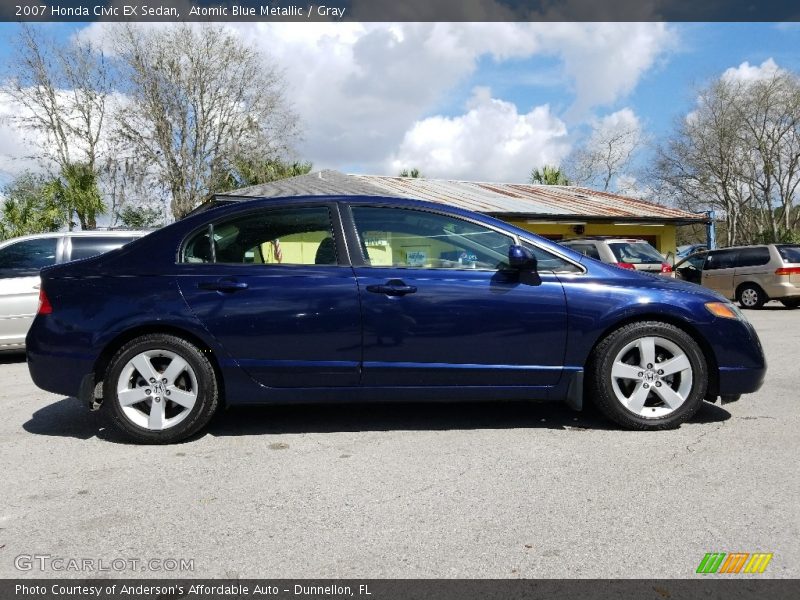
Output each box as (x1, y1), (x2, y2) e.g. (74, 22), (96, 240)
(215, 170), (708, 256)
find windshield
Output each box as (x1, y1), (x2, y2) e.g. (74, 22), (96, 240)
(777, 244), (800, 263)
(608, 242), (665, 264)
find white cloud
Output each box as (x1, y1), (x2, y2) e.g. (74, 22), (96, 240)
(388, 87), (569, 182)
(538, 23), (675, 119)
(722, 58), (782, 84)
(0, 92), (54, 182)
(9, 22), (674, 182)
(234, 22), (673, 172)
(590, 107), (642, 141)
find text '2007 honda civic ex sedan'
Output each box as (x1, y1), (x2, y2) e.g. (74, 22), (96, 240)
(26, 196), (766, 444)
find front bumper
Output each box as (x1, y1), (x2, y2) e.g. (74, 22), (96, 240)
(706, 317), (766, 397)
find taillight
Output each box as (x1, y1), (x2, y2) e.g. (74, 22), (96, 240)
(775, 267), (800, 276)
(661, 262), (673, 273)
(613, 262), (636, 270)
(37, 289), (53, 315)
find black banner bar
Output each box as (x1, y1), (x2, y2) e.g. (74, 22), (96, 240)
(2, 0), (800, 23)
(3, 580), (800, 600)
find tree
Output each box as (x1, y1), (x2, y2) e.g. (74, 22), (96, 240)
(529, 165), (569, 185)
(652, 79), (748, 246)
(653, 70), (800, 245)
(46, 162), (106, 230)
(566, 111), (643, 192)
(399, 168), (422, 178)
(116, 205), (164, 229)
(0, 172), (65, 240)
(734, 72), (800, 241)
(111, 24), (299, 219)
(4, 25), (111, 229)
(214, 158), (312, 193)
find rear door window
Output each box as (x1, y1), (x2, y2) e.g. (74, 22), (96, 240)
(735, 247), (771, 268)
(183, 206), (337, 266)
(69, 237), (138, 261)
(704, 249), (738, 270)
(0, 237), (58, 278)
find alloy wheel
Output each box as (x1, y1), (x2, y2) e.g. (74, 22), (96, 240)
(116, 349), (198, 431)
(609, 336), (693, 418)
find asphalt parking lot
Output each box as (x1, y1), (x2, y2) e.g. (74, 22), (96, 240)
(0, 306), (798, 579)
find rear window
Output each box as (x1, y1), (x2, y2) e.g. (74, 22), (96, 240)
(777, 245), (800, 263)
(607, 242), (664, 264)
(69, 237), (137, 261)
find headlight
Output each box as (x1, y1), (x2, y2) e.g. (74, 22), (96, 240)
(705, 301), (745, 320)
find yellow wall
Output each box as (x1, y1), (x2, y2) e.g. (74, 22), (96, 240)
(258, 231), (329, 265)
(505, 220), (678, 258)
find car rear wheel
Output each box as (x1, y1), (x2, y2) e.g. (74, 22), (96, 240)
(738, 284), (766, 309)
(780, 298), (800, 309)
(588, 321), (707, 430)
(103, 334), (219, 444)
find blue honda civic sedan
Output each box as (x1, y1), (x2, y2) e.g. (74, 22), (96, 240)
(26, 196), (766, 443)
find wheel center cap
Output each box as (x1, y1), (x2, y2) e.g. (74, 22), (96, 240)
(643, 370), (657, 383)
(153, 382), (165, 394)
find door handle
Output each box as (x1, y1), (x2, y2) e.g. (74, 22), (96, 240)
(366, 280), (417, 296)
(198, 279), (249, 292)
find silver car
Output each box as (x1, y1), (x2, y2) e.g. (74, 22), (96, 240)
(559, 237), (674, 277)
(0, 230), (147, 351)
(674, 244), (800, 309)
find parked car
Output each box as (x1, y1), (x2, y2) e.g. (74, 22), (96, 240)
(559, 237), (674, 277)
(27, 196), (765, 443)
(674, 244), (800, 309)
(676, 243), (708, 259)
(0, 230), (148, 352)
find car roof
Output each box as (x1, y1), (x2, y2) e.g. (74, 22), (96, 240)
(78, 194), (588, 272)
(561, 237), (652, 243)
(184, 194), (528, 231)
(707, 244), (769, 251)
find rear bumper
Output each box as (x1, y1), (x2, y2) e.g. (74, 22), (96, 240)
(26, 317), (94, 398)
(763, 280), (800, 299)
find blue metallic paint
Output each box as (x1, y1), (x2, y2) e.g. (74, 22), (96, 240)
(26, 195), (766, 408)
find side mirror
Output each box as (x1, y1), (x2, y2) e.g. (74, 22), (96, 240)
(508, 245), (538, 270)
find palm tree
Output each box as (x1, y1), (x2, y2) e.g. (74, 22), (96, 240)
(529, 165), (570, 185)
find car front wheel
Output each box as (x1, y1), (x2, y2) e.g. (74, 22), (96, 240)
(588, 321), (707, 430)
(103, 334), (219, 444)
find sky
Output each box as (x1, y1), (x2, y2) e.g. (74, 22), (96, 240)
(0, 21), (799, 190)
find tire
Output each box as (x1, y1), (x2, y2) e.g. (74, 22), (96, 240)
(588, 321), (708, 430)
(737, 284), (766, 309)
(780, 299), (800, 309)
(103, 334), (219, 444)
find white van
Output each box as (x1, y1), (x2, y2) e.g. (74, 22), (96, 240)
(0, 230), (147, 351)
